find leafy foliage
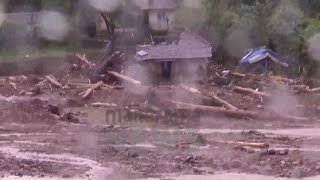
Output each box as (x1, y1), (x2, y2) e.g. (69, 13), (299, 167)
(204, 0), (320, 77)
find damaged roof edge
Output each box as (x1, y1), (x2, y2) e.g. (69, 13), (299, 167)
(133, 0), (181, 10)
(136, 31), (213, 61)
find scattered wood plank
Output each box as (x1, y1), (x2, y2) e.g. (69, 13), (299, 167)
(81, 81), (104, 99)
(181, 84), (238, 110)
(170, 100), (314, 121)
(108, 71), (142, 86)
(45, 75), (63, 88)
(233, 86), (271, 98)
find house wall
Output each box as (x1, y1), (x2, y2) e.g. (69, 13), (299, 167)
(125, 59), (208, 83)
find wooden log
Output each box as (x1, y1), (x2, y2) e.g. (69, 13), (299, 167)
(269, 75), (294, 84)
(231, 72), (295, 84)
(82, 81), (104, 99)
(181, 84), (238, 110)
(289, 85), (320, 94)
(230, 72), (246, 78)
(233, 86), (271, 98)
(206, 93), (239, 110)
(216, 140), (269, 149)
(170, 101), (314, 121)
(180, 84), (202, 94)
(108, 71), (142, 86)
(171, 100), (257, 118)
(68, 82), (123, 89)
(308, 87), (320, 93)
(45, 75), (63, 88)
(8, 75), (28, 82)
(126, 109), (157, 118)
(92, 102), (117, 107)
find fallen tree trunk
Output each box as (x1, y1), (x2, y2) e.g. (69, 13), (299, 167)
(181, 84), (238, 110)
(216, 140), (269, 149)
(82, 81), (104, 99)
(233, 86), (271, 98)
(170, 101), (314, 121)
(45, 75), (63, 88)
(108, 71), (142, 86)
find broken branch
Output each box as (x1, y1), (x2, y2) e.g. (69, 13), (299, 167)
(76, 54), (96, 68)
(45, 75), (63, 88)
(82, 81), (104, 99)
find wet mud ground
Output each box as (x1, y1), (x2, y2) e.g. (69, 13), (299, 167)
(1, 59), (320, 179)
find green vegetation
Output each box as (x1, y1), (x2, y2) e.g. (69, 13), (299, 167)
(2, 0), (320, 78)
(0, 45), (101, 63)
(203, 0), (320, 77)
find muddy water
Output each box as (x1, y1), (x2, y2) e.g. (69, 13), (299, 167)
(0, 146), (114, 180)
(107, 126), (320, 138)
(140, 173), (320, 180)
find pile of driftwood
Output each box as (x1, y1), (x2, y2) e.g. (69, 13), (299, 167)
(173, 83), (314, 122)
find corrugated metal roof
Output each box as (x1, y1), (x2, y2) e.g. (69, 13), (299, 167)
(136, 31), (212, 61)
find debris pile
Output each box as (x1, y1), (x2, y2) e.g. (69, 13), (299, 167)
(0, 51), (319, 124)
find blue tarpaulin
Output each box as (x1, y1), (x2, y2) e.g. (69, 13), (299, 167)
(240, 48), (289, 68)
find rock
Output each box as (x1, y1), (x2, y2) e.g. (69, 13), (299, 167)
(65, 98), (82, 107)
(291, 167), (305, 178)
(30, 86), (41, 95)
(268, 149), (277, 155)
(278, 149), (289, 155)
(247, 130), (263, 136)
(247, 148), (255, 154)
(185, 156), (197, 164)
(195, 135), (207, 145)
(62, 112), (80, 123)
(130, 152), (139, 158)
(260, 149), (268, 156)
(62, 174), (72, 178)
(193, 167), (206, 174)
(18, 90), (26, 95)
(231, 160), (242, 168)
(48, 105), (60, 116)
